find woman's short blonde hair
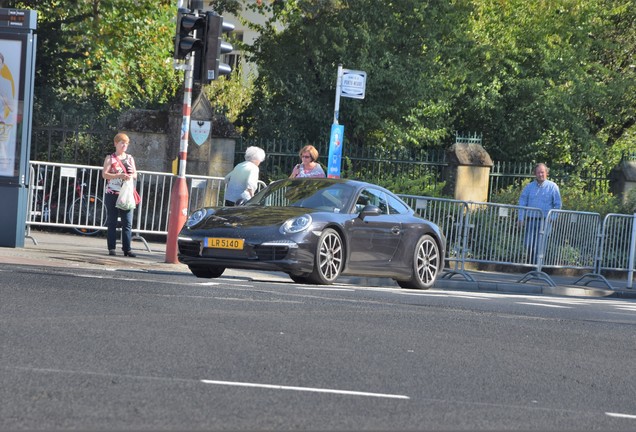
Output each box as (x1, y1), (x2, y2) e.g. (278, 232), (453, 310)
(299, 145), (319, 162)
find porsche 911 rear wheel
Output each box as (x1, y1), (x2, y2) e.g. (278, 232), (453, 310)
(308, 228), (343, 285)
(189, 265), (225, 279)
(397, 234), (441, 290)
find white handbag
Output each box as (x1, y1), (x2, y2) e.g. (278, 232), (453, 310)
(116, 180), (137, 210)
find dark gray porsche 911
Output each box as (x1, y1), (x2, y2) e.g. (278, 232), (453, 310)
(178, 178), (446, 289)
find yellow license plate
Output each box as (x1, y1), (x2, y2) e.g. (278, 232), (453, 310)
(204, 237), (244, 250)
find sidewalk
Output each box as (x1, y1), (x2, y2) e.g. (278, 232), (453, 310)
(2, 229), (635, 299)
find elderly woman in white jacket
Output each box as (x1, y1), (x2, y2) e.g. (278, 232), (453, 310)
(224, 146), (266, 206)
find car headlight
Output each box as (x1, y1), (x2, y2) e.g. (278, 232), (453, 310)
(280, 214), (312, 234)
(185, 209), (211, 228)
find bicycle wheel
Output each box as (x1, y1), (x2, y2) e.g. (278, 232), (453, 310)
(68, 194), (105, 236)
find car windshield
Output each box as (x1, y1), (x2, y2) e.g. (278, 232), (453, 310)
(246, 179), (355, 213)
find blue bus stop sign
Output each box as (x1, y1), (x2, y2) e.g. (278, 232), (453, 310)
(327, 124), (344, 178)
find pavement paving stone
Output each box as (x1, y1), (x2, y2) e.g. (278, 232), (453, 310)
(0, 230), (633, 299)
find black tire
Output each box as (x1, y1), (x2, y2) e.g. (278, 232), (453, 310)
(69, 195), (104, 236)
(397, 234), (441, 290)
(307, 228), (344, 285)
(289, 273), (310, 284)
(189, 266), (225, 278)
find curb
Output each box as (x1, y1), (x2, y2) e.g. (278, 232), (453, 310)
(2, 231), (635, 299)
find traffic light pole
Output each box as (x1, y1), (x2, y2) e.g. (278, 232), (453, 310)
(165, 53), (195, 264)
(165, 1), (234, 264)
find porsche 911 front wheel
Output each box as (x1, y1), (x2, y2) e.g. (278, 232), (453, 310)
(308, 228), (343, 285)
(397, 234), (441, 290)
(189, 265), (225, 279)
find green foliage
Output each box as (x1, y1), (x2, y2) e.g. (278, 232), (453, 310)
(560, 183), (621, 217)
(13, 0), (180, 109)
(454, 0), (636, 168)
(241, 0), (636, 181)
(204, 65), (256, 134)
(364, 172), (446, 199)
(241, 0), (464, 147)
(91, 2), (179, 108)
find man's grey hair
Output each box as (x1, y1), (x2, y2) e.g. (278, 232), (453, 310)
(245, 146), (266, 163)
(534, 163), (549, 174)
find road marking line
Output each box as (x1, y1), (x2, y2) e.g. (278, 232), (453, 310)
(608, 311), (636, 317)
(295, 287), (355, 292)
(516, 302), (571, 308)
(399, 291), (490, 299)
(200, 379), (409, 399)
(613, 305), (636, 311)
(153, 294), (302, 304)
(606, 412), (636, 419)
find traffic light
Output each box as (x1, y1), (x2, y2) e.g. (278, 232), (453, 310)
(174, 8), (206, 60)
(200, 11), (235, 82)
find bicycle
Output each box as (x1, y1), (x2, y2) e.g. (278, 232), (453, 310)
(66, 181), (105, 236)
(31, 165), (105, 236)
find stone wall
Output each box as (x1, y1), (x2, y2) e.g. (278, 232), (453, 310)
(443, 143), (493, 202)
(117, 89), (237, 178)
(609, 160), (636, 205)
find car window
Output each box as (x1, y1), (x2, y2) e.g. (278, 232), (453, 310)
(386, 193), (410, 215)
(264, 187), (291, 206)
(251, 180), (355, 213)
(355, 188), (388, 214)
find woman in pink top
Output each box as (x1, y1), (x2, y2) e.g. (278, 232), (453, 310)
(102, 132), (138, 257)
(289, 145), (326, 178)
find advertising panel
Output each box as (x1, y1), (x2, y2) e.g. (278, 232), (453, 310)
(0, 38), (21, 177)
(327, 124), (344, 179)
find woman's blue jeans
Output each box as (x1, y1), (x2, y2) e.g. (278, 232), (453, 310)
(104, 192), (134, 252)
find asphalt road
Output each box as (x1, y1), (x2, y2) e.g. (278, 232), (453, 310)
(1, 263), (635, 431)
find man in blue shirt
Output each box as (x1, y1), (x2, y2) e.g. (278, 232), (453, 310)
(518, 163), (562, 264)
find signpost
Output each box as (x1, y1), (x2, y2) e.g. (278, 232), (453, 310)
(340, 69), (366, 100)
(327, 64), (366, 178)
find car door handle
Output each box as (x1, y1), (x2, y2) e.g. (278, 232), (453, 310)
(391, 226), (401, 235)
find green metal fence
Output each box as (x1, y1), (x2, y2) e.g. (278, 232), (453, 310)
(235, 137), (448, 192)
(29, 119), (613, 200)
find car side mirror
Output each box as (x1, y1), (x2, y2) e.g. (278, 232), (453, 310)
(358, 204), (382, 218)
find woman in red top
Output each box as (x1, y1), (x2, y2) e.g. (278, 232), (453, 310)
(102, 133), (138, 257)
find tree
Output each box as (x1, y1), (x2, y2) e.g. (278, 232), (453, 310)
(240, 0), (636, 176)
(240, 0), (471, 148)
(457, 0), (636, 171)
(11, 0), (179, 111)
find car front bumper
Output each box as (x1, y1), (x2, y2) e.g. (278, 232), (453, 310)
(177, 236), (316, 274)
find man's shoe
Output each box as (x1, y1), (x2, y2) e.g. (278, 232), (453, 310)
(109, 250), (116, 256)
(124, 250), (137, 258)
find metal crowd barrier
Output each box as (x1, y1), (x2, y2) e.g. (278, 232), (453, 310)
(518, 209), (609, 288)
(26, 161), (232, 246)
(599, 213), (636, 288)
(399, 194), (631, 289)
(25, 161), (636, 289)
(462, 201), (543, 268)
(398, 195), (473, 281)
